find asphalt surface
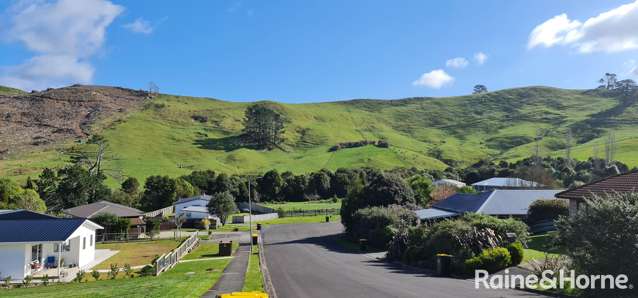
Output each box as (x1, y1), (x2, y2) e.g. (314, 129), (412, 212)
(262, 223), (547, 298)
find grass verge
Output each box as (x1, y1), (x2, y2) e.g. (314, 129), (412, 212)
(3, 259), (230, 297)
(242, 245), (264, 292)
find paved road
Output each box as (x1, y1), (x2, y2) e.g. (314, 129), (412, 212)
(262, 223), (546, 298)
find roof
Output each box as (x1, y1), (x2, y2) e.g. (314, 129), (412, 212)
(433, 191), (493, 213)
(433, 179), (467, 188)
(415, 208), (458, 220)
(181, 206), (210, 213)
(557, 171), (638, 200)
(477, 189), (562, 215)
(430, 189), (563, 217)
(472, 177), (540, 188)
(0, 218), (102, 243)
(63, 201), (143, 218)
(0, 210), (57, 220)
(175, 195), (212, 206)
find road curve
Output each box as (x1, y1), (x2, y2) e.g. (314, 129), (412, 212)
(262, 222), (546, 298)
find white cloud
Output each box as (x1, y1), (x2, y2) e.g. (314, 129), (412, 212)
(412, 69), (454, 89)
(626, 60), (638, 76)
(528, 1), (638, 53)
(0, 0), (123, 91)
(474, 52), (488, 65)
(445, 57), (469, 69)
(124, 18), (153, 34)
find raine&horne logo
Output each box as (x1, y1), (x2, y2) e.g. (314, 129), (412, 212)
(475, 269), (632, 290)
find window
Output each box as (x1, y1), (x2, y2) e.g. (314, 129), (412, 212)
(90, 235), (93, 246)
(31, 244), (42, 262)
(83, 237), (86, 250)
(54, 242), (71, 252)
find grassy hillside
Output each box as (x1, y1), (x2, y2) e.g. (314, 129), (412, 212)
(1, 86), (636, 187)
(0, 85), (25, 96)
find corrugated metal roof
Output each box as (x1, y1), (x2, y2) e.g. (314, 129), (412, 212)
(433, 191), (493, 213)
(472, 177), (539, 188)
(182, 206), (210, 213)
(0, 210), (57, 220)
(63, 201), (143, 218)
(433, 179), (466, 188)
(478, 189), (563, 215)
(0, 218), (93, 243)
(175, 195), (212, 205)
(556, 171), (638, 200)
(415, 208), (458, 220)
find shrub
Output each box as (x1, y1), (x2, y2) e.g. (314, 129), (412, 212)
(349, 205), (417, 249)
(506, 241), (524, 266)
(74, 270), (85, 283)
(124, 264), (133, 278)
(4, 276), (11, 288)
(462, 213), (529, 242)
(22, 275), (32, 287)
(138, 265), (155, 277)
(91, 270), (100, 281)
(556, 193), (638, 296)
(527, 199), (569, 223)
(42, 274), (49, 286)
(464, 247), (512, 274)
(109, 264), (119, 280)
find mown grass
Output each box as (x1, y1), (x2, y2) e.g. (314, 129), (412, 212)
(523, 233), (564, 263)
(242, 246), (264, 292)
(261, 199), (341, 211)
(183, 242), (239, 260)
(2, 86), (636, 187)
(94, 240), (182, 269)
(2, 259), (230, 298)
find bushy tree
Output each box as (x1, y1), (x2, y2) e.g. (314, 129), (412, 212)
(281, 172), (308, 201)
(0, 179), (46, 212)
(35, 168), (59, 210)
(556, 193), (638, 296)
(175, 178), (197, 199)
(207, 191), (237, 225)
(55, 165), (110, 209)
(408, 175), (434, 206)
(308, 170), (332, 199)
(181, 170), (217, 194)
(527, 199), (568, 223)
(121, 177), (140, 195)
(140, 176), (177, 211)
(350, 205), (417, 248)
(257, 170), (284, 202)
(242, 103), (285, 149)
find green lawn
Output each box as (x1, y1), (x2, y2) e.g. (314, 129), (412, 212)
(523, 233), (564, 263)
(242, 246), (264, 292)
(3, 259), (230, 297)
(94, 240), (181, 269)
(261, 199), (341, 211)
(183, 242), (239, 260)
(215, 214), (339, 232)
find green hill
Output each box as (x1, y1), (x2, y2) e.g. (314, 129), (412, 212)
(1, 86), (637, 186)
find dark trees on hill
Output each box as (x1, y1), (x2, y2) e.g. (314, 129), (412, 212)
(242, 103), (285, 150)
(140, 175), (177, 211)
(473, 84), (488, 94)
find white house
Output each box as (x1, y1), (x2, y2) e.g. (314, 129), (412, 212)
(174, 195), (212, 218)
(0, 212), (103, 281)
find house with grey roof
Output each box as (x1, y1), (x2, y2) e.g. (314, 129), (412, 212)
(416, 189), (563, 221)
(0, 215), (103, 281)
(174, 195), (219, 228)
(472, 177), (541, 191)
(63, 201), (146, 236)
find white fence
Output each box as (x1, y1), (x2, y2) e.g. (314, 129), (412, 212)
(154, 232), (199, 275)
(231, 213), (279, 224)
(145, 205), (174, 218)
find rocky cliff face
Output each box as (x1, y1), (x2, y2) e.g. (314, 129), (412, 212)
(0, 85), (148, 158)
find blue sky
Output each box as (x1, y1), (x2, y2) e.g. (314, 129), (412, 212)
(1, 0), (638, 102)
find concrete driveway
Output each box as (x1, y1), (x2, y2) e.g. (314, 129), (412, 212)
(262, 223), (547, 298)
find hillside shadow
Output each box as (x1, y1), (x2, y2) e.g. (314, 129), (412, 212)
(194, 135), (244, 151)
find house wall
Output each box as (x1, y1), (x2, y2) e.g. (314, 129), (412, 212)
(66, 224), (98, 268)
(569, 199), (579, 216)
(0, 244), (28, 279)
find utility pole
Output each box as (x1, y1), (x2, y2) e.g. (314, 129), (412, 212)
(565, 129), (573, 168)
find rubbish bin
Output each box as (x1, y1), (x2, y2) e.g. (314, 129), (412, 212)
(359, 239), (368, 252)
(325, 216), (330, 223)
(256, 223), (262, 230)
(436, 254), (452, 276)
(252, 233), (259, 245)
(219, 241), (233, 256)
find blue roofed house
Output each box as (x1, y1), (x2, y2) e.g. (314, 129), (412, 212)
(416, 189), (563, 222)
(174, 195), (220, 228)
(0, 210), (103, 282)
